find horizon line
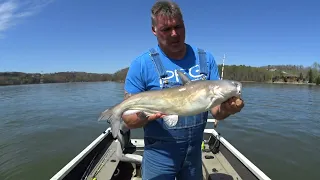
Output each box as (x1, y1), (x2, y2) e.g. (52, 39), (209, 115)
(0, 63), (316, 75)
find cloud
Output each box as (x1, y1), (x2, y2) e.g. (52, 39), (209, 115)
(0, 0), (54, 38)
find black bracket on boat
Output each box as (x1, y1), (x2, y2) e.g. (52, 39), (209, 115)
(207, 133), (221, 154)
(118, 123), (132, 149)
(115, 122), (143, 165)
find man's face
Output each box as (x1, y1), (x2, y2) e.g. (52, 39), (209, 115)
(152, 15), (185, 53)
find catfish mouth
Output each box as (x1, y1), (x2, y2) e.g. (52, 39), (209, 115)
(217, 86), (240, 102)
(229, 88), (241, 98)
(208, 84), (239, 104)
(211, 89), (228, 103)
(232, 81), (242, 97)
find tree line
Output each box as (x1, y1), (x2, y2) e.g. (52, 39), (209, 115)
(1, 62), (319, 86)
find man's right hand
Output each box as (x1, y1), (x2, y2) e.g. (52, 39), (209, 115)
(139, 112), (166, 121)
(122, 112), (166, 129)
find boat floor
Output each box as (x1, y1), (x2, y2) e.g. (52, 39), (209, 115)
(85, 135), (247, 180)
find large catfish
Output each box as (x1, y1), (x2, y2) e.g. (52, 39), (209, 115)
(98, 70), (242, 138)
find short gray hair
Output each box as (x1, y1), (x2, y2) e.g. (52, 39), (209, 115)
(151, 0), (183, 26)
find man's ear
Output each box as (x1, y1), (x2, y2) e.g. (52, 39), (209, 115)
(152, 26), (156, 36)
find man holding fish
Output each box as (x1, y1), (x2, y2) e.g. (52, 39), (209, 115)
(103, 1), (244, 179)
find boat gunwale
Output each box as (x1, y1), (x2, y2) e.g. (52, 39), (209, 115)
(206, 119), (271, 180)
(50, 128), (111, 180)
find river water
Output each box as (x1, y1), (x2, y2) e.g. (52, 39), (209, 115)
(0, 82), (319, 180)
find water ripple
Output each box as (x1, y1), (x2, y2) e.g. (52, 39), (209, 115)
(0, 82), (319, 180)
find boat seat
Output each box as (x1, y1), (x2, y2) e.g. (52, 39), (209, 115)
(115, 122), (143, 164)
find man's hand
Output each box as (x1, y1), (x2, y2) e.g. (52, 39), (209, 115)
(211, 96), (244, 127)
(220, 96), (244, 115)
(135, 112), (166, 122)
(122, 112), (166, 129)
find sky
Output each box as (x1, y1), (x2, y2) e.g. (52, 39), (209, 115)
(0, 0), (319, 73)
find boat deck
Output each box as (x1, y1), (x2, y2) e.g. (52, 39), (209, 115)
(202, 142), (242, 180)
(50, 125), (270, 180)
(84, 133), (254, 180)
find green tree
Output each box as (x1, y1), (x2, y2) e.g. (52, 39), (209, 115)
(308, 69), (313, 83)
(299, 72), (303, 81)
(316, 76), (320, 85)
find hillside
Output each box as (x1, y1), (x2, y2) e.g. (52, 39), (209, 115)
(1, 62), (319, 86)
(261, 64), (310, 77)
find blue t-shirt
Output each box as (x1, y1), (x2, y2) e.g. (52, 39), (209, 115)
(124, 44), (220, 93)
(124, 44), (220, 138)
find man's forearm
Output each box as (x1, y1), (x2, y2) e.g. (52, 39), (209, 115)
(122, 91), (148, 129)
(210, 104), (231, 120)
(122, 113), (148, 129)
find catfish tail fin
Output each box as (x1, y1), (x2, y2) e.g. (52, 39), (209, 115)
(98, 107), (121, 138)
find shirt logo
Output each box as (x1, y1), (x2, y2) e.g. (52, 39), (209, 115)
(159, 65), (204, 87)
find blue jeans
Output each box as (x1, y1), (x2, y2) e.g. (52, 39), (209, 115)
(141, 123), (205, 180)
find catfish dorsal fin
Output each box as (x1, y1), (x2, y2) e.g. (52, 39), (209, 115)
(176, 70), (191, 85)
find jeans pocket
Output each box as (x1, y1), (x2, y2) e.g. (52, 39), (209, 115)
(144, 137), (163, 149)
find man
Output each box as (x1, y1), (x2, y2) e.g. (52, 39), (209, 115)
(122, 1), (244, 179)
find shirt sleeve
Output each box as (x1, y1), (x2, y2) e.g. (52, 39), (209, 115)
(124, 58), (146, 94)
(207, 52), (221, 80)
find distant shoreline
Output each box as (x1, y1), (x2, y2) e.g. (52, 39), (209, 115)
(267, 81), (316, 85)
(1, 63), (319, 86)
(0, 80), (122, 87)
(241, 81), (317, 85)
(1, 80), (317, 87)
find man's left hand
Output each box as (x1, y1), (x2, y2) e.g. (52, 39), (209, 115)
(212, 96), (245, 127)
(220, 96), (244, 115)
